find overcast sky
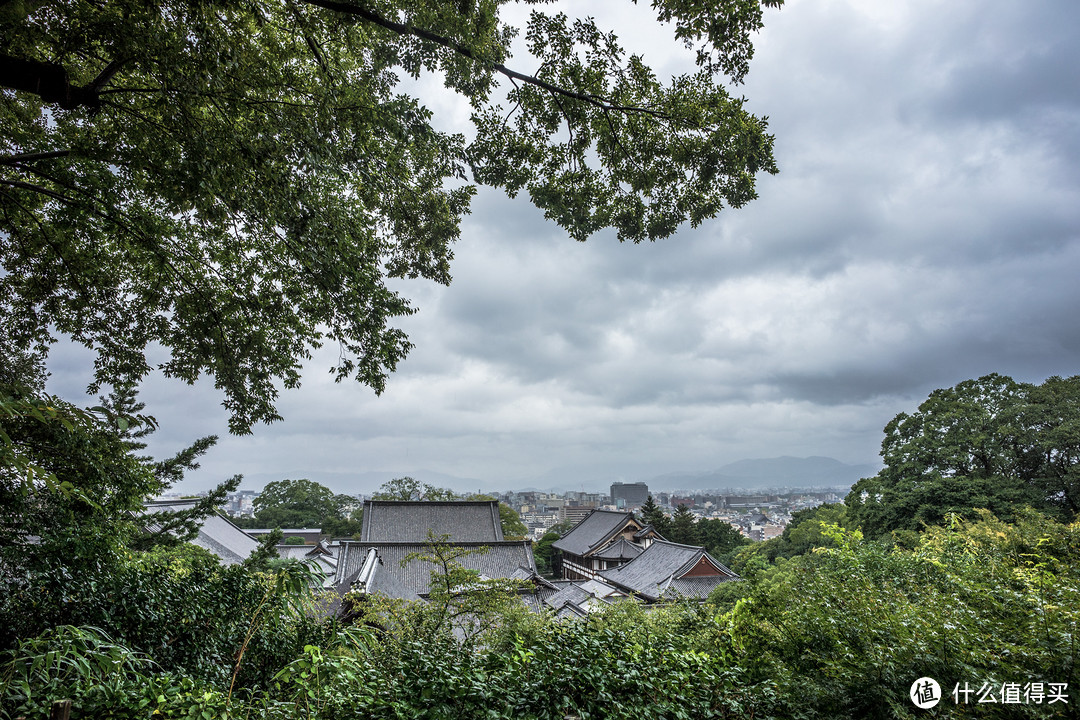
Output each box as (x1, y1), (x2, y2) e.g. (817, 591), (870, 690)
(47, 0), (1080, 495)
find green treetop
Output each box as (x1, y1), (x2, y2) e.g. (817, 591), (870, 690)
(846, 373), (1080, 538)
(1, 0), (782, 433)
(639, 494), (671, 537)
(252, 478), (339, 529)
(373, 476), (459, 502)
(669, 503), (700, 545)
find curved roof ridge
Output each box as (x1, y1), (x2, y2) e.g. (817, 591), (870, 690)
(363, 499), (502, 505)
(650, 538), (709, 551)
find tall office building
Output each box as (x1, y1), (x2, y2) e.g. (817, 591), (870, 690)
(610, 481), (650, 506)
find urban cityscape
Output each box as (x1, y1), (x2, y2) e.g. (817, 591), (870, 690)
(202, 480), (847, 543)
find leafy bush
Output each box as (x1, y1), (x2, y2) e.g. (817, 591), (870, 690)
(723, 512), (1080, 719)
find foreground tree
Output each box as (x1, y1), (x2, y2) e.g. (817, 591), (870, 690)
(0, 383), (241, 647)
(726, 511), (1080, 719)
(1, 0), (782, 432)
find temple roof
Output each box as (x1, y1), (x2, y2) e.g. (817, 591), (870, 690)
(551, 509), (640, 557)
(593, 538), (644, 561)
(359, 501), (504, 542)
(338, 540), (536, 599)
(600, 539), (738, 602)
(144, 500), (259, 565)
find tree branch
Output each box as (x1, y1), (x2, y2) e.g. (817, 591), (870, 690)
(0, 53), (124, 110)
(0, 178), (70, 201)
(300, 0), (671, 120)
(0, 150), (71, 165)
(1, 54), (95, 109)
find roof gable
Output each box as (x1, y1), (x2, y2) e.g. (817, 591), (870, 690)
(360, 501), (504, 542)
(551, 510), (641, 556)
(678, 553), (729, 578)
(600, 540), (738, 601)
(593, 538), (643, 561)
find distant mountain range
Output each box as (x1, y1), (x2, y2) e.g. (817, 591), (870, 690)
(237, 456), (879, 496)
(641, 456), (880, 492)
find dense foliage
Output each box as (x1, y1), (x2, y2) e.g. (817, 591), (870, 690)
(720, 511), (1080, 719)
(5, 509), (1077, 719)
(238, 477), (364, 537)
(847, 374), (1080, 538)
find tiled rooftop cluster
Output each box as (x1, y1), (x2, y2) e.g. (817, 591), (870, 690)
(146, 497), (739, 620)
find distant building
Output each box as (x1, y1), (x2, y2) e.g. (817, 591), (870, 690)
(610, 482), (649, 506)
(559, 505), (595, 526)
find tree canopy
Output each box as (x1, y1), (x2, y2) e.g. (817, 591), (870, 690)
(1, 0), (782, 432)
(373, 476), (459, 502)
(846, 373), (1080, 538)
(246, 477), (362, 536)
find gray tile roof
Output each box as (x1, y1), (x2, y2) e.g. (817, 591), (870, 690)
(600, 540), (739, 602)
(521, 587), (560, 613)
(551, 509), (638, 556)
(274, 544), (317, 560)
(359, 501), (504, 542)
(575, 578), (626, 600)
(557, 602), (588, 619)
(353, 548), (422, 601)
(542, 578), (627, 615)
(593, 538), (643, 561)
(545, 582), (593, 612)
(634, 525), (661, 540)
(338, 540), (536, 599)
(144, 500), (259, 565)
